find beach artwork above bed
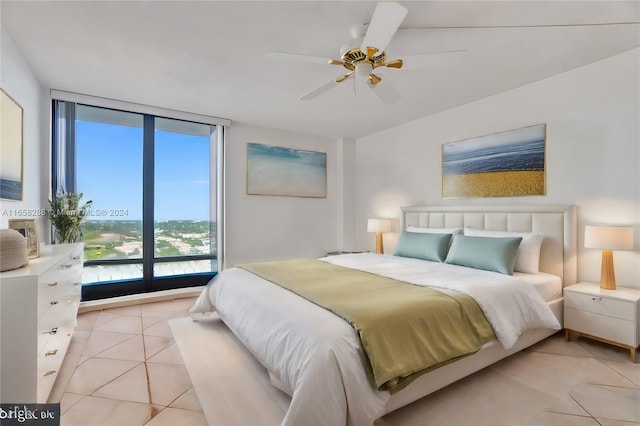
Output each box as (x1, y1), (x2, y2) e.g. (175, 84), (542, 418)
(247, 143), (327, 198)
(442, 124), (546, 198)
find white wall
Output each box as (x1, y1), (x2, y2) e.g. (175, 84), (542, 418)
(355, 48), (640, 288)
(336, 137), (357, 252)
(0, 27), (48, 240)
(224, 123), (339, 266)
(1, 21), (345, 268)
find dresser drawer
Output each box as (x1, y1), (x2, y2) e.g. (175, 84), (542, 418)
(38, 284), (81, 318)
(39, 300), (80, 332)
(38, 265), (82, 291)
(37, 363), (62, 396)
(38, 325), (74, 359)
(565, 307), (637, 347)
(565, 290), (635, 321)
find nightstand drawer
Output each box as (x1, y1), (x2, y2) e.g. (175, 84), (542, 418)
(565, 307), (637, 347)
(565, 290), (635, 321)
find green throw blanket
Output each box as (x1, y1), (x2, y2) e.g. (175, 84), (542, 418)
(238, 258), (495, 393)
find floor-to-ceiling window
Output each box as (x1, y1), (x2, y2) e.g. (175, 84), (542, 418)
(52, 95), (225, 300)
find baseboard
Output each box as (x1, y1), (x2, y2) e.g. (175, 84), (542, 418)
(78, 286), (204, 313)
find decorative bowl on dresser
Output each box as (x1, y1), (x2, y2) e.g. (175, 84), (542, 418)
(0, 243), (83, 403)
(0, 228), (29, 272)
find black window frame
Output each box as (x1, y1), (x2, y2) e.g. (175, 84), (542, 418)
(52, 100), (220, 301)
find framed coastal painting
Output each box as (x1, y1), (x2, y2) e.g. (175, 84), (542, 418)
(0, 89), (24, 201)
(246, 143), (327, 198)
(442, 124), (546, 198)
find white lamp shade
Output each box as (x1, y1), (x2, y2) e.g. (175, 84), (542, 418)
(367, 219), (391, 233)
(584, 225), (634, 250)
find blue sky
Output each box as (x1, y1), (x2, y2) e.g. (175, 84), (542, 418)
(76, 121), (211, 221)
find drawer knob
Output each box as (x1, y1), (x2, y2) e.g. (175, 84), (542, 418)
(43, 370), (56, 377)
(47, 282), (58, 287)
(43, 327), (58, 335)
(72, 256), (80, 261)
(50, 300), (59, 305)
(45, 349), (58, 356)
(591, 297), (602, 301)
(73, 282), (81, 287)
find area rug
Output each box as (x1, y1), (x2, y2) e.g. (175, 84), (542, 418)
(169, 315), (289, 426)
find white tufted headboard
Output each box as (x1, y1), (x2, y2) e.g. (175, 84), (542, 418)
(401, 205), (577, 286)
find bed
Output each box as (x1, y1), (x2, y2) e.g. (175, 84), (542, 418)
(189, 204), (577, 426)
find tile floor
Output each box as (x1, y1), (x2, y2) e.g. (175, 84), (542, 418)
(380, 333), (640, 426)
(54, 297), (640, 426)
(52, 297), (207, 426)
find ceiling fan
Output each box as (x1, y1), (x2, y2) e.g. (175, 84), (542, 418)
(267, 2), (468, 104)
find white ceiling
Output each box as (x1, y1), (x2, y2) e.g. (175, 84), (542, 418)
(2, 1), (639, 139)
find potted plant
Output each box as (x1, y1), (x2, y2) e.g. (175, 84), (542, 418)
(47, 191), (93, 244)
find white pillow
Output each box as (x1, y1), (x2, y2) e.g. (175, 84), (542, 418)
(463, 227), (544, 274)
(407, 225), (463, 235)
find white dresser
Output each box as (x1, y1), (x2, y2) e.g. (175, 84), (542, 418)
(0, 243), (83, 403)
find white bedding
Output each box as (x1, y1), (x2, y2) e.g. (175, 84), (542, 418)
(190, 253), (561, 426)
(514, 271), (563, 302)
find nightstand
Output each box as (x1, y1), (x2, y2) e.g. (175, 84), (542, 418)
(564, 282), (640, 362)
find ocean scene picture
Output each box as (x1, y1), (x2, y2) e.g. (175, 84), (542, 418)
(442, 124), (546, 198)
(0, 89), (23, 201)
(247, 143), (326, 198)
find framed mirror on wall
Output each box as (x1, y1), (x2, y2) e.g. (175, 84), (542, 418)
(0, 88), (24, 201)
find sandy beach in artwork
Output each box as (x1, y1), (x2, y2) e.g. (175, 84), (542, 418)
(443, 170), (545, 198)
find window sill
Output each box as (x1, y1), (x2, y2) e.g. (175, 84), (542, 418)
(78, 285), (205, 313)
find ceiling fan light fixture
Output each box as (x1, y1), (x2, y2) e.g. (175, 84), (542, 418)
(355, 63), (373, 77)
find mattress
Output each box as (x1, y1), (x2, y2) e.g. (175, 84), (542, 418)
(513, 271), (563, 302)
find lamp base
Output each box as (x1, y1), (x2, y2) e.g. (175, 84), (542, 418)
(375, 232), (384, 254)
(600, 249), (616, 290)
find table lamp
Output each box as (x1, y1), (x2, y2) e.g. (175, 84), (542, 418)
(584, 225), (634, 290)
(367, 219), (391, 254)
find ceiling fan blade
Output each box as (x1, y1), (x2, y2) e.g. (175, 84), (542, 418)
(399, 21), (640, 30)
(336, 70), (355, 83)
(369, 79), (401, 104)
(299, 76), (341, 101)
(401, 50), (469, 70)
(353, 75), (357, 100)
(361, 2), (408, 54)
(267, 52), (334, 65)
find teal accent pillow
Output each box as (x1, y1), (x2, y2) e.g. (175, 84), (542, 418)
(444, 235), (523, 275)
(394, 232), (452, 263)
